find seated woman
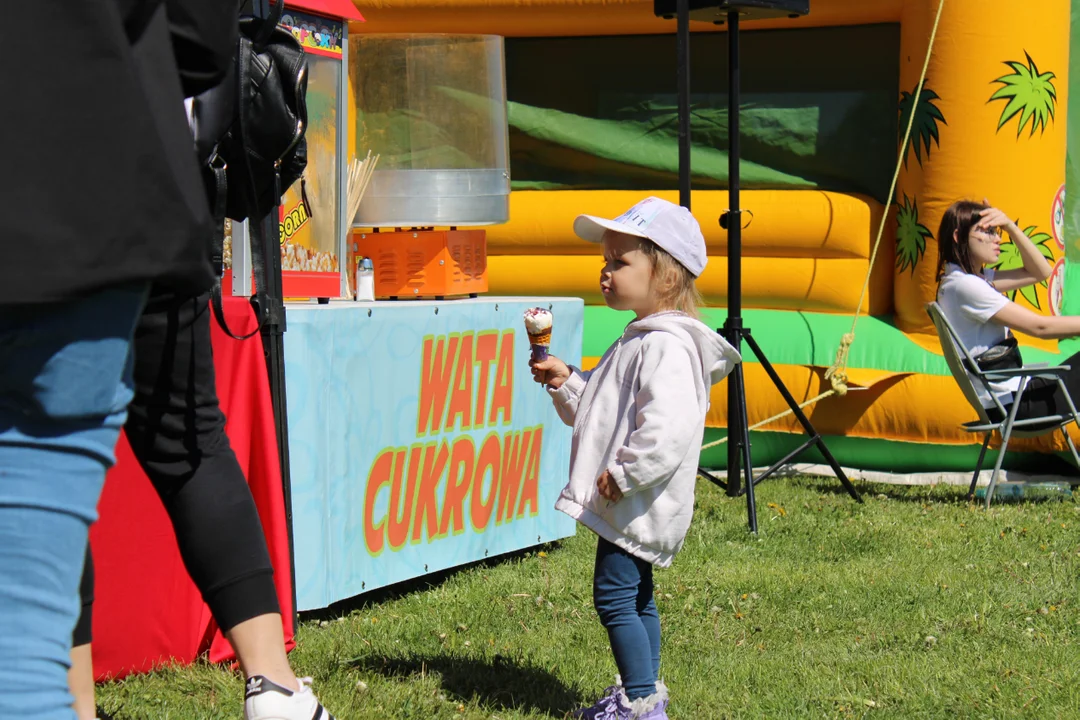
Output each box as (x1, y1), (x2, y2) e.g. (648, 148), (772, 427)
(936, 199), (1080, 423)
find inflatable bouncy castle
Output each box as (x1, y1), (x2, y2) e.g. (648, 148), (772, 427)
(349, 0), (1080, 482)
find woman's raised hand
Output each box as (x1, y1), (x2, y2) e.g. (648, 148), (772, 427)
(977, 206), (1014, 232)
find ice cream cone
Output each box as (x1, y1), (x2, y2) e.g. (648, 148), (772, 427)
(528, 329), (551, 361)
(523, 308), (553, 362)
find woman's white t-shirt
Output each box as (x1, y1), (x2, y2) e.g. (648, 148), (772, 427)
(936, 263), (1020, 408)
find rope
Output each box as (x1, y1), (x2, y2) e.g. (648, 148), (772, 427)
(703, 0), (946, 449)
(700, 390), (834, 451)
(825, 0), (947, 391)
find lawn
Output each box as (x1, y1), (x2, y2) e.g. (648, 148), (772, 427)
(97, 477), (1080, 719)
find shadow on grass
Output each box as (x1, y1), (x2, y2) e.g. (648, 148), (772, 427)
(349, 651), (581, 717)
(796, 476), (971, 504)
(793, 474), (1076, 507)
(302, 540), (568, 624)
(696, 471), (871, 508)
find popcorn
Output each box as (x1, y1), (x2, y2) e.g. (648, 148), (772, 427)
(222, 220), (233, 269)
(280, 243), (339, 273)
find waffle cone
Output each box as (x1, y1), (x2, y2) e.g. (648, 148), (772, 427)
(527, 329), (552, 346)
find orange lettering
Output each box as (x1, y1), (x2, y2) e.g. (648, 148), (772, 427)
(411, 441), (449, 543)
(364, 449), (394, 555)
(417, 335), (459, 436)
(387, 446), (420, 550)
(445, 332), (474, 431)
(470, 433), (502, 531)
(517, 426), (543, 517)
(439, 436), (474, 536)
(496, 429), (531, 524)
(489, 330), (514, 426)
(474, 332), (499, 427)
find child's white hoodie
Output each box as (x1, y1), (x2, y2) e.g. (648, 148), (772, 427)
(549, 312), (741, 567)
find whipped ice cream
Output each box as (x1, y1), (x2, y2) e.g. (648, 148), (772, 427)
(523, 307), (553, 335)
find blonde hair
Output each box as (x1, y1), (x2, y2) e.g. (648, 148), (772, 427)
(639, 239), (702, 319)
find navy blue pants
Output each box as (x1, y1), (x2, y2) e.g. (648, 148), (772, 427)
(593, 537), (661, 701)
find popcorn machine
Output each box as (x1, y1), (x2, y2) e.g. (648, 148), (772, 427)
(226, 0), (363, 300)
(347, 34), (511, 299)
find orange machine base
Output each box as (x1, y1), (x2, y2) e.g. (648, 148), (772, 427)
(351, 229), (488, 300)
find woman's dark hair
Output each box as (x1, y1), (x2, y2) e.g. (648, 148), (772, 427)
(936, 200), (990, 279)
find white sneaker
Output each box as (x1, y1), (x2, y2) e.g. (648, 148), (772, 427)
(244, 675), (335, 720)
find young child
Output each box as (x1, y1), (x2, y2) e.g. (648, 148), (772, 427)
(530, 197), (740, 719)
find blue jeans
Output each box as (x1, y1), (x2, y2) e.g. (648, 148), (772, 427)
(593, 537), (661, 701)
(0, 285), (147, 719)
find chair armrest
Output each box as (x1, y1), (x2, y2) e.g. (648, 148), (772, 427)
(983, 364), (1071, 380)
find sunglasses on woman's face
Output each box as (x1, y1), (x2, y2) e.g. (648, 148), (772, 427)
(975, 225), (1002, 239)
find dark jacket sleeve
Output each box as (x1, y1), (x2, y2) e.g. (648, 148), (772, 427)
(166, 0), (240, 97)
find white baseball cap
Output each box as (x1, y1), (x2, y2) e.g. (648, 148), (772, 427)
(573, 197), (708, 277)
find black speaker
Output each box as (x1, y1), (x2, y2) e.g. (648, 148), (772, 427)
(653, 0), (809, 23)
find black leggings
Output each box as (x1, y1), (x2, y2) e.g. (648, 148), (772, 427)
(986, 350), (1080, 429)
(74, 289), (279, 646)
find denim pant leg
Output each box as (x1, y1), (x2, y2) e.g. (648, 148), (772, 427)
(639, 579), (661, 682)
(0, 284), (147, 720)
(593, 537), (660, 701)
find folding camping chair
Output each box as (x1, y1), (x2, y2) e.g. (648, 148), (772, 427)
(926, 302), (1080, 507)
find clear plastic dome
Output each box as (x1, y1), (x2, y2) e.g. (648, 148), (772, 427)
(349, 34), (510, 227)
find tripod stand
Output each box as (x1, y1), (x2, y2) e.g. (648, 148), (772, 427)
(660, 1), (863, 532)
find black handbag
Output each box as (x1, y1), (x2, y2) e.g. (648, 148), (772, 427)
(973, 336), (1023, 373)
(192, 0), (309, 339)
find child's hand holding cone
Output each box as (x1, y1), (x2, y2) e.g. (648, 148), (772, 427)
(529, 355), (570, 390)
(525, 307), (571, 388)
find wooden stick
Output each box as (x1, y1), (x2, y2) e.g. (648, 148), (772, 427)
(347, 150), (379, 225)
(359, 153), (378, 204)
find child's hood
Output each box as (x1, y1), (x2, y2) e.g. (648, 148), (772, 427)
(624, 313), (741, 386)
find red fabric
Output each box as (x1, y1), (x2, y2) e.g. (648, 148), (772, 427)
(89, 297), (295, 680)
(286, 0), (364, 21)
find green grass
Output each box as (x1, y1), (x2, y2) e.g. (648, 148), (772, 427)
(97, 477), (1080, 719)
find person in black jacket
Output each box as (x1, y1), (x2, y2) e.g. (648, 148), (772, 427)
(0, 2), (219, 718)
(64, 3), (338, 719)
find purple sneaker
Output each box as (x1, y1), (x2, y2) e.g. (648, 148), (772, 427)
(573, 680), (670, 720)
(626, 681), (670, 720)
(572, 683), (632, 720)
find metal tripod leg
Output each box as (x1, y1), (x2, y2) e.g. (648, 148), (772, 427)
(741, 330), (863, 503)
(731, 356), (758, 532)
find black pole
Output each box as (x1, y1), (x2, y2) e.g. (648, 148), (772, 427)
(252, 0), (300, 631)
(724, 10), (744, 499)
(726, 12), (741, 325)
(661, 1), (856, 532)
(676, 0), (691, 209)
(258, 214), (298, 630)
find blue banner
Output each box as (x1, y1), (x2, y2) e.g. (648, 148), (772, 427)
(283, 298), (583, 610)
